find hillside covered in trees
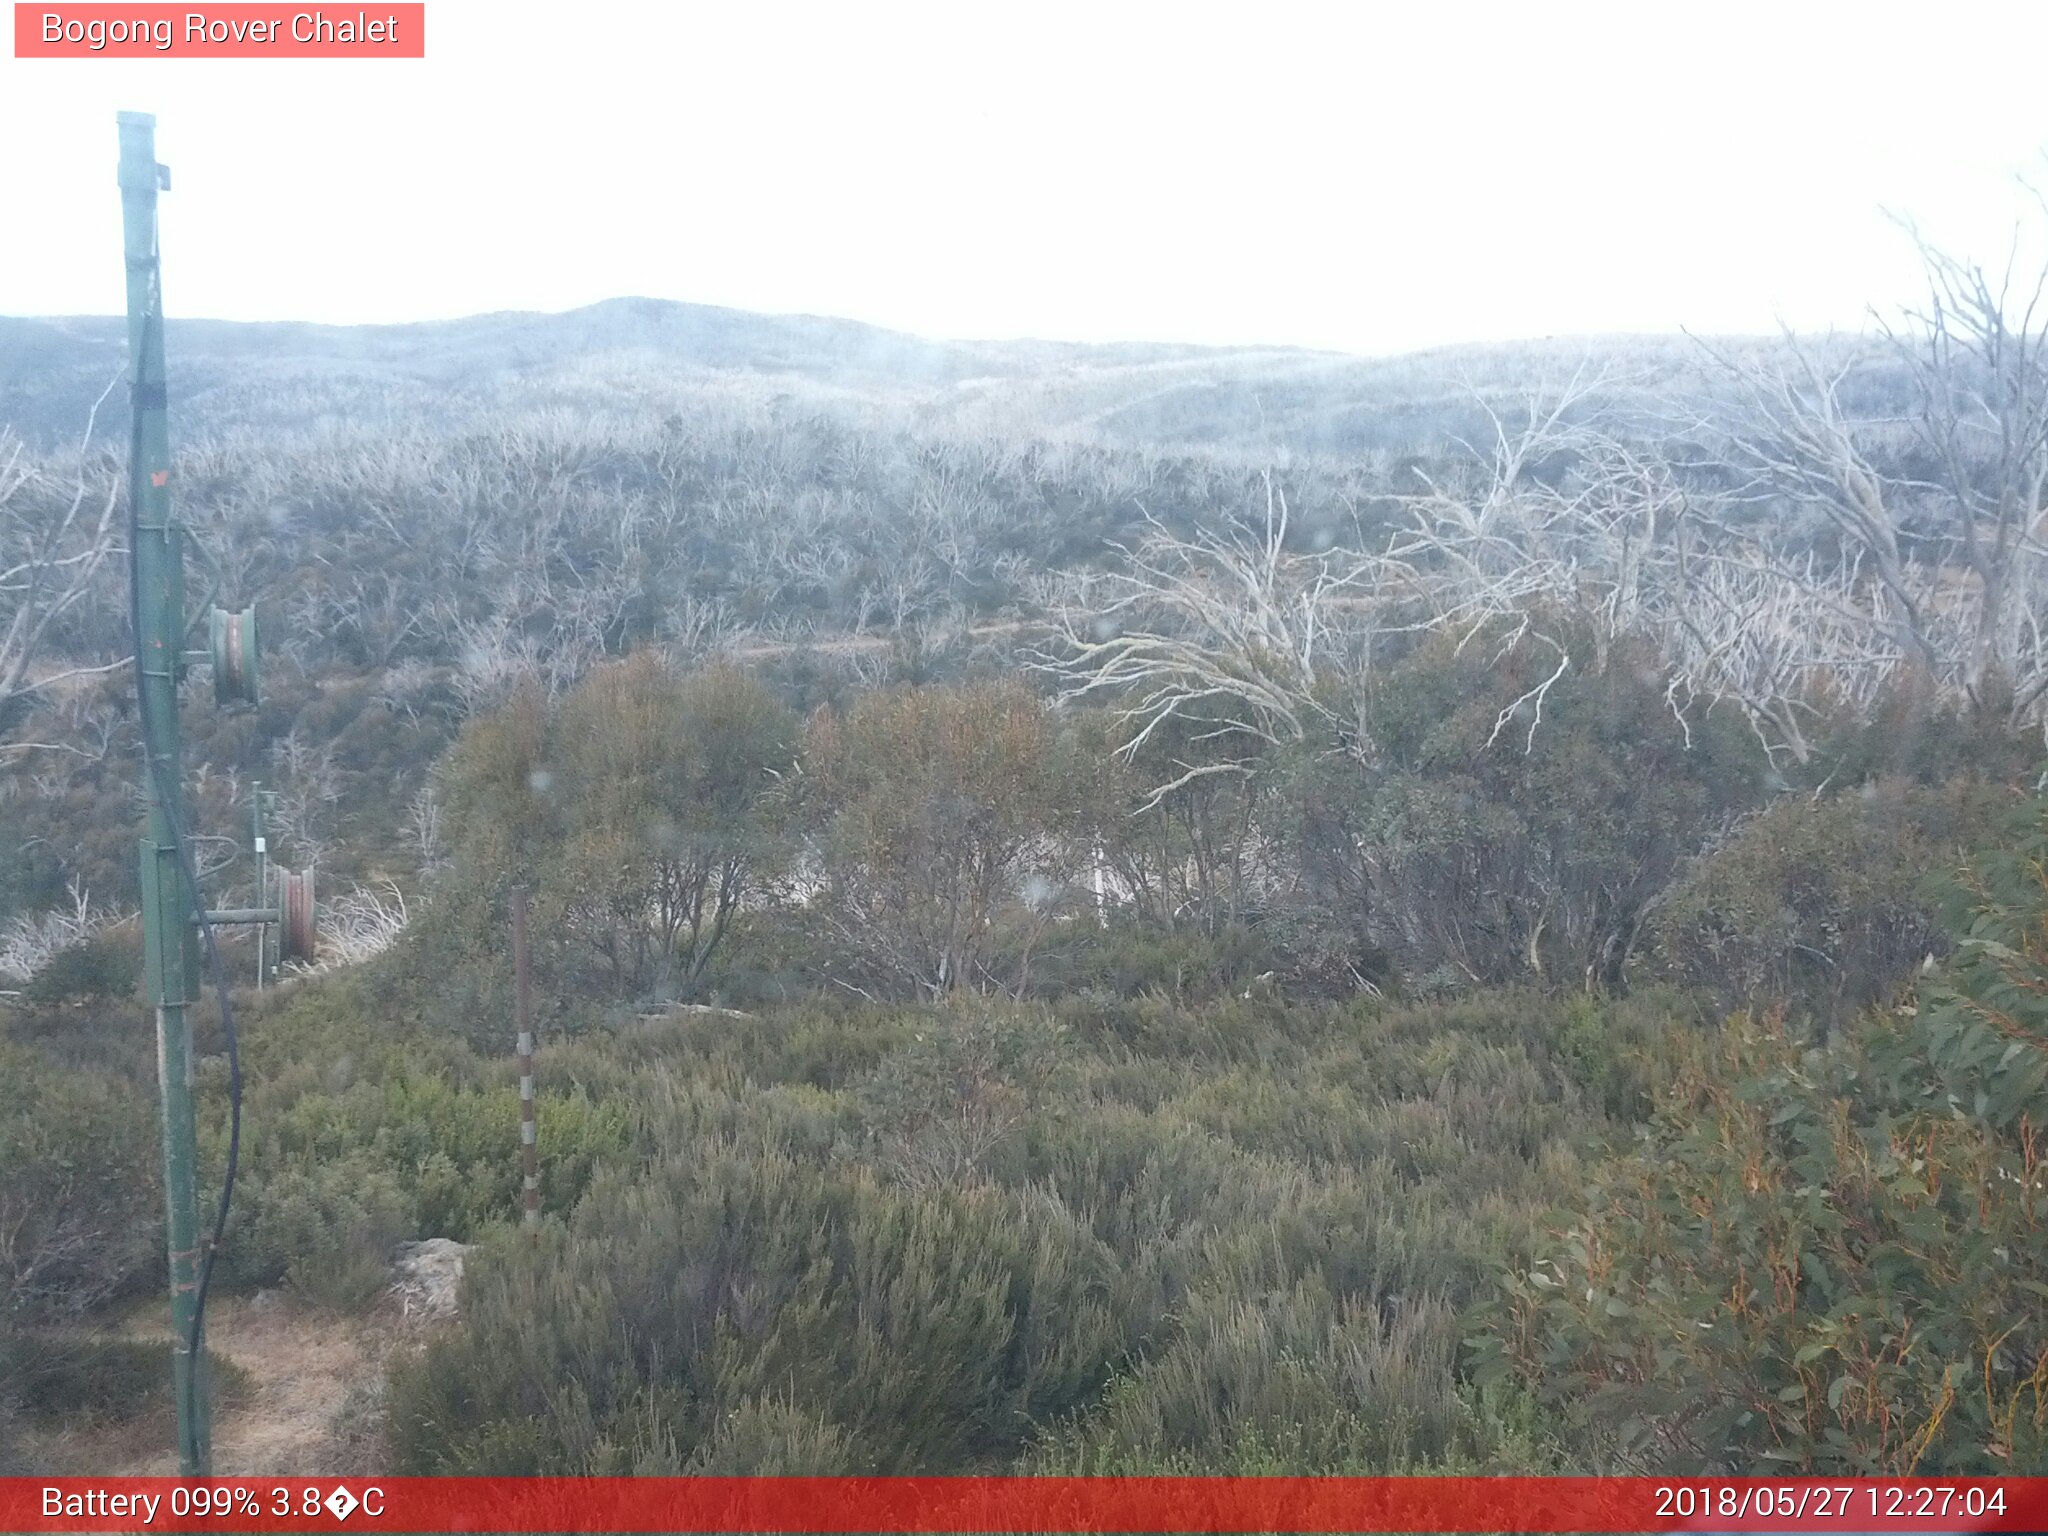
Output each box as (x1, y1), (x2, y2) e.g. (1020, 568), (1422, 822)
(4, 215), (2047, 1476)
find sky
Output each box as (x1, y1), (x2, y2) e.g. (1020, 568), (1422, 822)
(2, 0), (2046, 356)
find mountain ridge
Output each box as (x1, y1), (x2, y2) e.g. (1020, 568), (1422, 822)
(0, 295), (1793, 455)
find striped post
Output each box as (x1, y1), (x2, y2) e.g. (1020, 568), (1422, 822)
(512, 885), (538, 1243)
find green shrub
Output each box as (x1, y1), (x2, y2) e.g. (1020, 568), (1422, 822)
(0, 885), (1671, 1478)
(386, 1143), (1136, 1474)
(0, 1042), (159, 1316)
(1037, 1281), (1512, 1473)
(1277, 622), (1765, 990)
(193, 970), (640, 1312)
(857, 1001), (1068, 1189)
(23, 931), (141, 1006)
(1649, 780), (2005, 1030)
(226, 1156), (413, 1307)
(1053, 921), (1274, 1004)
(1477, 796), (2048, 1473)
(799, 680), (1107, 998)
(655, 1394), (863, 1474)
(0, 1335), (250, 1430)
(1545, 987), (1704, 1123)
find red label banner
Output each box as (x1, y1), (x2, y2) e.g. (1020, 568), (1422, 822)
(3, 1477), (2046, 1533)
(12, 4), (424, 57)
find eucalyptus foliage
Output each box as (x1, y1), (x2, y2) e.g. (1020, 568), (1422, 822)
(1478, 799), (2048, 1473)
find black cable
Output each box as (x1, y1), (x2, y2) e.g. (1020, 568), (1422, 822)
(127, 256), (242, 1433)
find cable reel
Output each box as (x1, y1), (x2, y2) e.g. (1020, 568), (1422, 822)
(208, 605), (259, 705)
(278, 867), (317, 965)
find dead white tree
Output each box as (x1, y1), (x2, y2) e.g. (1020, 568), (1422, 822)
(1888, 204), (2048, 713)
(1039, 472), (1386, 806)
(1700, 337), (1945, 685)
(1660, 527), (1925, 764)
(0, 420), (124, 735)
(1387, 371), (1643, 747)
(0, 878), (131, 996)
(1700, 194), (2048, 729)
(1044, 353), (1923, 783)
(405, 783), (446, 878)
(1386, 335), (2041, 767)
(449, 610), (544, 715)
(289, 879), (408, 971)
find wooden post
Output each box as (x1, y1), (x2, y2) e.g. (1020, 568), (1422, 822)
(512, 885), (538, 1243)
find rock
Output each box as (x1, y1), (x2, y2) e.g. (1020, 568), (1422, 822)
(634, 1003), (755, 1022)
(390, 1237), (471, 1321)
(247, 1286), (285, 1314)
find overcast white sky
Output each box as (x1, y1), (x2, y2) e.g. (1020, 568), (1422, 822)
(2, 0), (2045, 355)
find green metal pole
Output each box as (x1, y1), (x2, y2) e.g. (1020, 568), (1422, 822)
(118, 109), (211, 1478)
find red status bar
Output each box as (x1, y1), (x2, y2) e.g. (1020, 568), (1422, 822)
(6, 1477), (2047, 1533)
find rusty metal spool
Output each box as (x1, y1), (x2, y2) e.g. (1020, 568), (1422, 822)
(209, 604), (260, 705)
(278, 867), (317, 964)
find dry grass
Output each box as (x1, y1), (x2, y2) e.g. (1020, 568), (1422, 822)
(20, 1291), (437, 1477)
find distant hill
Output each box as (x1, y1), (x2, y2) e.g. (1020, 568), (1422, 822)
(0, 296), (1822, 457)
